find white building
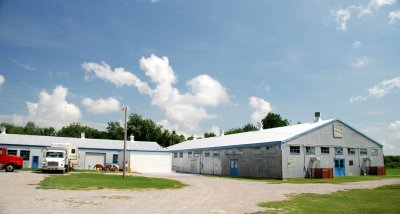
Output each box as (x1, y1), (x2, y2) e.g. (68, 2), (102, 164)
(0, 131), (171, 173)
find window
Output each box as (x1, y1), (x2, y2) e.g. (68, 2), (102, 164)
(290, 146), (300, 155)
(321, 147), (330, 154)
(253, 146), (261, 154)
(371, 149), (378, 156)
(174, 153), (178, 158)
(348, 148), (356, 155)
(112, 154), (118, 164)
(266, 145), (276, 154)
(306, 146), (315, 155)
(7, 149), (17, 156)
(179, 152), (183, 158)
(204, 152), (210, 157)
(188, 151), (193, 158)
(71, 149), (76, 154)
(349, 160), (354, 166)
(213, 152), (219, 157)
(360, 148), (368, 155)
(20, 150), (30, 161)
(333, 123), (343, 138)
(335, 147), (343, 155)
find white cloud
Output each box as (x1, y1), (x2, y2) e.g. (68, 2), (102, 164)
(350, 76), (400, 102)
(82, 61), (152, 94)
(26, 85), (81, 129)
(361, 122), (400, 155)
(0, 74), (5, 86)
(210, 125), (222, 136)
(332, 0), (396, 31)
(82, 97), (120, 114)
(84, 55), (230, 132)
(351, 56), (370, 68)
(249, 96), (272, 124)
(388, 10), (400, 25)
(389, 121), (400, 139)
(0, 114), (26, 126)
(352, 41), (362, 48)
(12, 60), (36, 71)
(333, 8), (352, 31)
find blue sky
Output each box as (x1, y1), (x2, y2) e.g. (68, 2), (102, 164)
(0, 0), (399, 154)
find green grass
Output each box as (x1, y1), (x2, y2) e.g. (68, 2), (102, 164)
(256, 184), (400, 214)
(38, 173), (186, 190)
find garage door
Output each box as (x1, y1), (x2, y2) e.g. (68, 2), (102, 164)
(84, 153), (106, 170)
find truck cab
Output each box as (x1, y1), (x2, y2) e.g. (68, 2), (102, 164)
(0, 147), (23, 172)
(42, 143), (78, 173)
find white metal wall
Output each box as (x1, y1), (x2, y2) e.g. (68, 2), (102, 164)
(129, 151), (172, 173)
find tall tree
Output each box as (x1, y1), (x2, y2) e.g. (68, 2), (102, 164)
(106, 121), (124, 140)
(261, 112), (289, 129)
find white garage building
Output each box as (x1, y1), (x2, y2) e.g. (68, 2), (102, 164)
(0, 131), (171, 173)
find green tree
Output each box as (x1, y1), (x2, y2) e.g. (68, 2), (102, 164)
(127, 114), (162, 142)
(106, 121), (124, 140)
(261, 112), (289, 129)
(24, 122), (39, 135)
(204, 132), (216, 138)
(0, 122), (25, 134)
(225, 123), (258, 135)
(57, 122), (107, 139)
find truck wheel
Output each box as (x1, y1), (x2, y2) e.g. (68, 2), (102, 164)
(5, 164), (15, 172)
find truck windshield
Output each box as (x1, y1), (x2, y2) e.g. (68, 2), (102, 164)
(46, 152), (64, 158)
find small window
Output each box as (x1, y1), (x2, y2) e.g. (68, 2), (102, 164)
(7, 149), (17, 155)
(71, 149), (76, 154)
(112, 154), (118, 164)
(348, 148), (356, 155)
(20, 150), (30, 161)
(321, 147), (330, 154)
(173, 153), (178, 158)
(306, 146), (315, 155)
(188, 151), (193, 158)
(213, 152), (219, 157)
(253, 146), (261, 154)
(205, 152), (210, 157)
(360, 148), (368, 156)
(266, 145), (276, 154)
(179, 152), (183, 158)
(290, 146), (300, 155)
(349, 160), (354, 166)
(371, 149), (378, 156)
(335, 147), (343, 155)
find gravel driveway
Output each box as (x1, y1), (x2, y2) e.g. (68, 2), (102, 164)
(1, 171), (399, 214)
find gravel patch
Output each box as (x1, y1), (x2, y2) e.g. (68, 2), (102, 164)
(1, 171), (399, 214)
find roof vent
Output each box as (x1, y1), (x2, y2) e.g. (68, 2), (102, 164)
(257, 122), (263, 131)
(221, 131), (224, 136)
(81, 132), (85, 139)
(314, 112), (322, 123)
(0, 127), (6, 135)
(130, 135), (135, 142)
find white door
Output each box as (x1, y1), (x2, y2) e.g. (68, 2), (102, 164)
(84, 153), (105, 170)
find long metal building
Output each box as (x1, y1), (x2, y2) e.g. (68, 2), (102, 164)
(168, 116), (384, 179)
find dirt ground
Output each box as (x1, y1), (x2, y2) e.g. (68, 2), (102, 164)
(1, 171), (399, 214)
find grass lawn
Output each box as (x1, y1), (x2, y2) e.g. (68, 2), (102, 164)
(256, 184), (400, 214)
(38, 173), (186, 190)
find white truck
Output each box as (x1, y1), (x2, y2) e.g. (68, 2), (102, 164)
(42, 143), (78, 173)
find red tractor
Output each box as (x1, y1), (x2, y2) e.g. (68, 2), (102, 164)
(0, 147), (23, 172)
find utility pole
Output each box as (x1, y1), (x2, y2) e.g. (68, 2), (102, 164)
(122, 106), (128, 179)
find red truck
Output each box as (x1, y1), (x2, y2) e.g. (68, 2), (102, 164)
(0, 147), (23, 172)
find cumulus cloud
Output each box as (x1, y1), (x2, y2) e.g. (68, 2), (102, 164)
(389, 121), (400, 139)
(82, 61), (152, 94)
(389, 10), (400, 25)
(0, 74), (5, 86)
(82, 97), (120, 114)
(352, 41), (362, 48)
(351, 56), (370, 68)
(249, 96), (272, 123)
(83, 54), (230, 132)
(350, 76), (400, 102)
(332, 0), (396, 31)
(26, 85), (81, 129)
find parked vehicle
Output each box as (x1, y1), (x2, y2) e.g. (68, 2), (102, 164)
(0, 147), (23, 172)
(42, 143), (78, 173)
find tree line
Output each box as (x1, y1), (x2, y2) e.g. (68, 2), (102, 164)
(1, 112), (290, 147)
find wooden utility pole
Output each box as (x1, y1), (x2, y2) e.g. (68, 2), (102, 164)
(122, 106), (128, 179)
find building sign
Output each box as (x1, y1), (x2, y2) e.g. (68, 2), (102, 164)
(288, 158), (296, 167)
